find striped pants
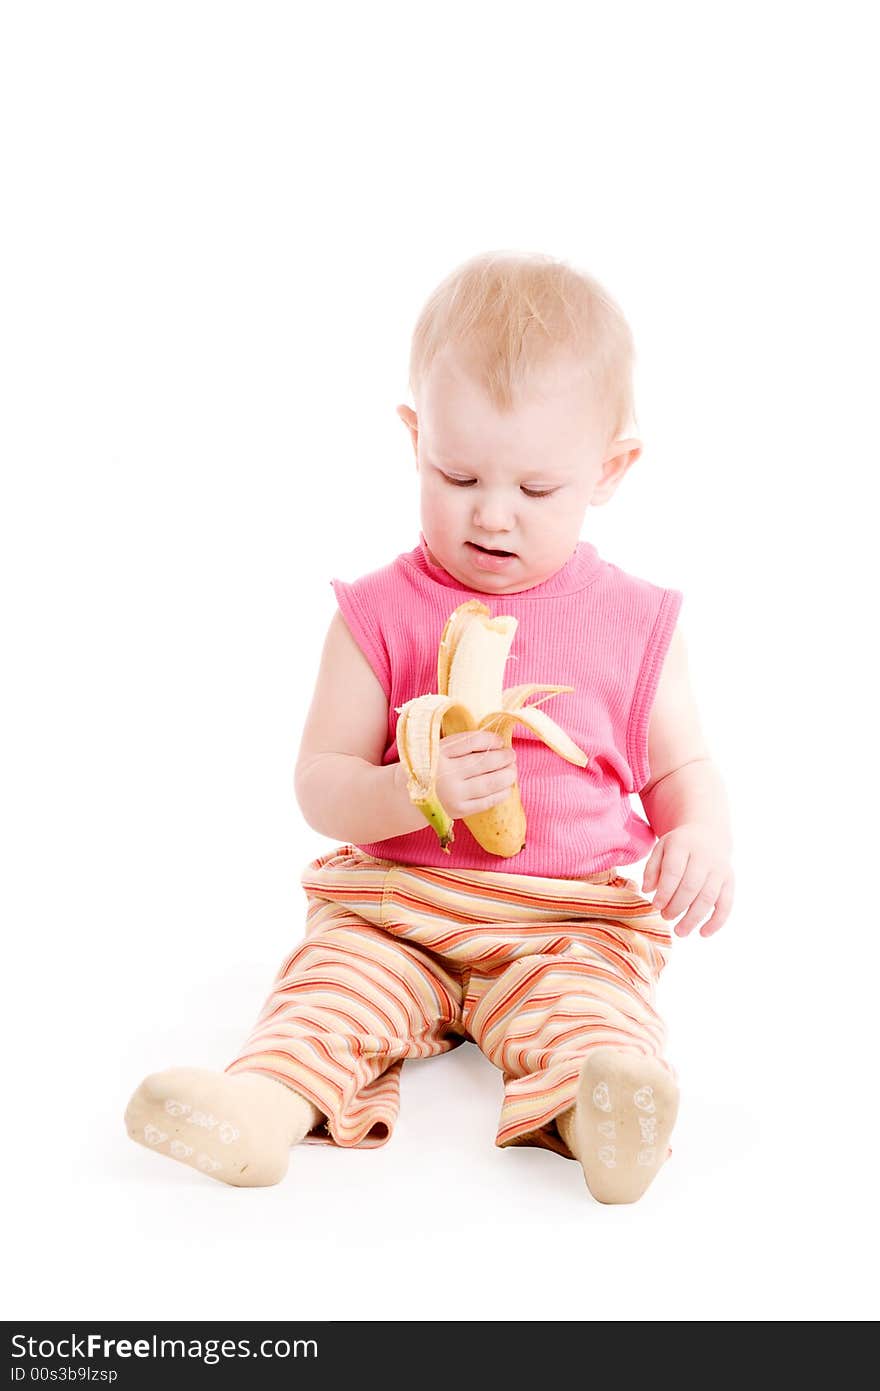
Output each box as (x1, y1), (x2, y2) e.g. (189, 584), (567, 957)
(224, 845), (676, 1158)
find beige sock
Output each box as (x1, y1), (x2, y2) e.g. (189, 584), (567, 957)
(557, 1048), (679, 1204)
(124, 1066), (323, 1187)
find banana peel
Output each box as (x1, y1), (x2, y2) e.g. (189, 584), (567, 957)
(395, 599), (589, 856)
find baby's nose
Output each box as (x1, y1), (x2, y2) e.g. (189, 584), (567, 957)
(473, 500), (516, 529)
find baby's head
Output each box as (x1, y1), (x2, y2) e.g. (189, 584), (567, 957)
(397, 250), (641, 594)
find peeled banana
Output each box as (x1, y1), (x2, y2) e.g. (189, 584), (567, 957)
(394, 599), (589, 857)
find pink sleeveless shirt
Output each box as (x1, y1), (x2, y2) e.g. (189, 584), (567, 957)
(330, 532), (683, 878)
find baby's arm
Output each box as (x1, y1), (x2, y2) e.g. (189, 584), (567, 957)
(638, 626), (735, 936)
(295, 611), (427, 844)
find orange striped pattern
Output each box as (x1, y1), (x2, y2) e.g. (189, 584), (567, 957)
(224, 845), (676, 1157)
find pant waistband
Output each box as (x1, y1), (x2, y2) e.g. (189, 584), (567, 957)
(334, 846), (624, 889)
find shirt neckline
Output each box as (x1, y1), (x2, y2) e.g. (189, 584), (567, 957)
(404, 531), (605, 599)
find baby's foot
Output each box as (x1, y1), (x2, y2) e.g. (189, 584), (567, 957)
(558, 1049), (679, 1204)
(124, 1067), (322, 1187)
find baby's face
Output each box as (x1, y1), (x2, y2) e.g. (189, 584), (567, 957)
(399, 348), (640, 594)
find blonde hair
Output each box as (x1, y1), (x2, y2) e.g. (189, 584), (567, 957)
(407, 250), (637, 443)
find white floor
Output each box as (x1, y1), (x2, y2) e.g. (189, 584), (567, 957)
(8, 851), (876, 1323)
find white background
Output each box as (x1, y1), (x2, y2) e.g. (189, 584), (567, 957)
(2, 0), (878, 1324)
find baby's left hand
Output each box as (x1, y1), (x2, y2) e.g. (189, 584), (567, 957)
(641, 824), (734, 937)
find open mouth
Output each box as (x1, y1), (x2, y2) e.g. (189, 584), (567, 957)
(467, 542), (517, 557)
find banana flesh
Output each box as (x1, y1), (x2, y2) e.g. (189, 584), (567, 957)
(395, 600), (589, 856)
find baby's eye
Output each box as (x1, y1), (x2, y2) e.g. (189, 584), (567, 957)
(444, 476), (555, 499)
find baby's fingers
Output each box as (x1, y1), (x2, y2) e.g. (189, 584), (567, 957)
(673, 873), (722, 937)
(699, 876), (735, 937)
(467, 785), (517, 813)
(461, 747), (515, 782)
(444, 731), (505, 756)
(460, 759), (517, 810)
(650, 847), (689, 917)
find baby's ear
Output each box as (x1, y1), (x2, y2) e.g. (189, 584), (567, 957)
(592, 438), (642, 506)
(608, 437), (642, 469)
(397, 405), (419, 458)
(604, 438), (642, 486)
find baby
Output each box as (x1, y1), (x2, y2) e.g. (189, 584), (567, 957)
(125, 250), (734, 1204)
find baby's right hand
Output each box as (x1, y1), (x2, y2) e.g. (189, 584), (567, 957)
(434, 730), (517, 819)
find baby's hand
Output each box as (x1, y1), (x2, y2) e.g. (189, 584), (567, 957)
(434, 730), (518, 821)
(642, 823), (734, 937)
